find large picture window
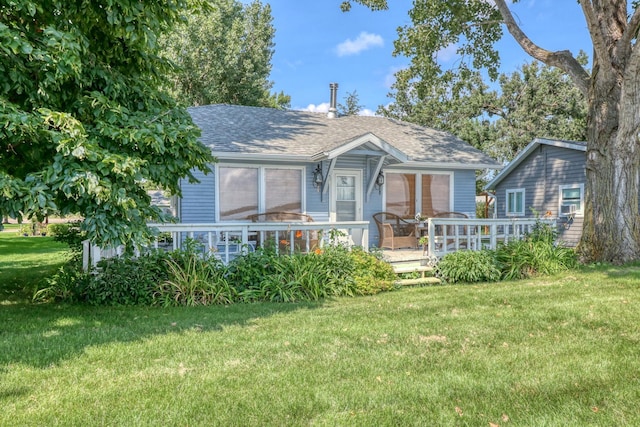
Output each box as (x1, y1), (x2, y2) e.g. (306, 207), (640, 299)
(506, 189), (525, 216)
(385, 172), (451, 218)
(218, 166), (302, 220)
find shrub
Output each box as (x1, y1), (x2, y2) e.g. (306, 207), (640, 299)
(33, 261), (90, 303)
(495, 221), (577, 280)
(226, 246), (279, 295)
(48, 221), (86, 254)
(80, 250), (172, 306)
(349, 247), (397, 295)
(155, 252), (234, 306)
(436, 250), (501, 284)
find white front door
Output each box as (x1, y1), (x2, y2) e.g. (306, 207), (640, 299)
(330, 169), (362, 222)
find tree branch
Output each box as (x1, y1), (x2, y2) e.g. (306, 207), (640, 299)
(579, 1), (613, 72)
(619, 6), (640, 60)
(493, 0), (590, 97)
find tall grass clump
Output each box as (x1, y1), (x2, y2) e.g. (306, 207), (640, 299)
(435, 221), (577, 283)
(496, 221), (577, 280)
(436, 250), (501, 284)
(155, 251), (235, 306)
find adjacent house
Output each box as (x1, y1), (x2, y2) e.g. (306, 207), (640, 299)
(484, 137), (587, 246)
(176, 85), (501, 249)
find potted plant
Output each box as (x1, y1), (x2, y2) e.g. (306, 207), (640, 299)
(414, 212), (428, 226)
(418, 235), (429, 254)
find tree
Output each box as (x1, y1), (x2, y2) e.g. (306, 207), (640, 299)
(380, 59), (587, 163)
(159, 0), (290, 108)
(338, 90), (364, 116)
(0, 0), (214, 247)
(344, 0), (640, 264)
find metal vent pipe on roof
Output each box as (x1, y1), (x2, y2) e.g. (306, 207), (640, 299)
(327, 82), (338, 118)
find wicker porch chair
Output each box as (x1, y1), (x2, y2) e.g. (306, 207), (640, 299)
(372, 212), (418, 250)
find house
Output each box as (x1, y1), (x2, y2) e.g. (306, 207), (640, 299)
(176, 84), (501, 249)
(484, 137), (587, 246)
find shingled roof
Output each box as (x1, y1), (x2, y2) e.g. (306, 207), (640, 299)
(188, 104), (501, 169)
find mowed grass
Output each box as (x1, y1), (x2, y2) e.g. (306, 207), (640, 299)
(0, 230), (70, 302)
(1, 233), (640, 426)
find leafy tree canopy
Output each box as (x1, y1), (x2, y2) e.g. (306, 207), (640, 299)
(345, 0), (640, 263)
(159, 0), (290, 108)
(380, 57), (588, 163)
(0, 0), (214, 247)
(338, 90), (364, 116)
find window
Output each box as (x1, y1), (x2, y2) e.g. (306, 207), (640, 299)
(559, 184), (584, 216)
(506, 189), (525, 216)
(218, 166), (302, 220)
(385, 172), (451, 218)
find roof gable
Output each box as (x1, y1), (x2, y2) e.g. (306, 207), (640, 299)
(485, 138), (586, 190)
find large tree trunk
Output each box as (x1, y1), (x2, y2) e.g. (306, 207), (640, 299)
(578, 57), (640, 264)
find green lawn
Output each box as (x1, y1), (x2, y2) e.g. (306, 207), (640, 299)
(0, 231), (70, 302)
(1, 233), (640, 425)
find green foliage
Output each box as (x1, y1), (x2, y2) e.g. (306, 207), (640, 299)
(155, 250), (234, 306)
(337, 90), (364, 116)
(381, 60), (587, 163)
(48, 221), (85, 254)
(159, 0), (289, 108)
(349, 247), (397, 294)
(496, 222), (577, 280)
(33, 261), (89, 303)
(436, 250), (501, 284)
(0, 0), (214, 247)
(80, 251), (172, 306)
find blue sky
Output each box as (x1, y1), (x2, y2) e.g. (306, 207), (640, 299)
(248, 1), (592, 115)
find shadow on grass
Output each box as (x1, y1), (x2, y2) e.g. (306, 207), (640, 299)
(0, 300), (324, 369)
(0, 233), (326, 369)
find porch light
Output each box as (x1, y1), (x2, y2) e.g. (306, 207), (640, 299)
(375, 172), (385, 193)
(313, 164), (324, 191)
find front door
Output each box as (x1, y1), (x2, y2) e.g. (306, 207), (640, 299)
(330, 169), (362, 222)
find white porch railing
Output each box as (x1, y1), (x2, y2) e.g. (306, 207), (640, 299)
(82, 221), (370, 271)
(424, 217), (555, 258)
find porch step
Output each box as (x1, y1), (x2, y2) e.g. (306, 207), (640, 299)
(393, 265), (434, 275)
(396, 277), (441, 286)
(391, 263), (441, 286)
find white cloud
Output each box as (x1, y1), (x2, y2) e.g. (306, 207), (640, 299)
(436, 44), (458, 62)
(336, 32), (384, 57)
(302, 103), (330, 113)
(358, 108), (377, 117)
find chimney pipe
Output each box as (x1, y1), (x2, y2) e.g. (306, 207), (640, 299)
(327, 83), (338, 118)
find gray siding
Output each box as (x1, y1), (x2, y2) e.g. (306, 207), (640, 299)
(453, 169), (477, 218)
(494, 144), (586, 246)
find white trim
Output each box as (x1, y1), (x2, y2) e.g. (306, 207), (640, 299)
(558, 183), (584, 216)
(383, 171), (454, 215)
(505, 188), (526, 217)
(330, 169), (363, 222)
(311, 133), (409, 163)
(215, 163), (305, 221)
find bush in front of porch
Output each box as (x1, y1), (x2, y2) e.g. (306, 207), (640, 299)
(35, 244), (397, 306)
(436, 222), (577, 284)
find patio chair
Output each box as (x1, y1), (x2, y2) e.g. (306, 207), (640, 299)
(372, 212), (418, 250)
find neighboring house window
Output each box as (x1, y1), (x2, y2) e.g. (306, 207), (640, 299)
(218, 166), (302, 220)
(559, 184), (584, 216)
(385, 172), (451, 218)
(506, 189), (525, 216)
